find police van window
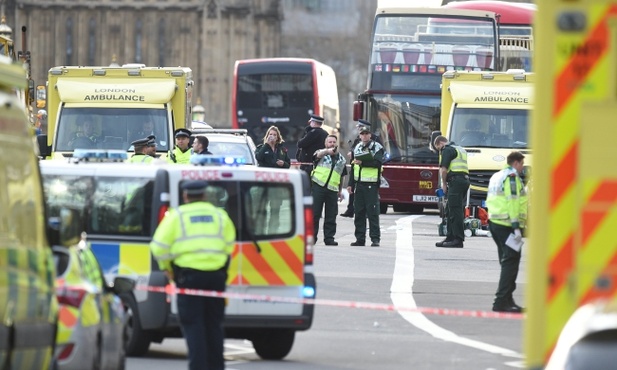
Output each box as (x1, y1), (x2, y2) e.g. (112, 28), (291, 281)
(92, 177), (154, 236)
(43, 175), (92, 230)
(178, 182), (240, 239)
(243, 183), (294, 238)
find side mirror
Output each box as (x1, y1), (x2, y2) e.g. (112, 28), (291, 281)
(429, 130), (442, 153)
(48, 207), (83, 247)
(111, 276), (136, 295)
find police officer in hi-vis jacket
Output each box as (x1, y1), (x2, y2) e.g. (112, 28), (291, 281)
(150, 180), (236, 370)
(311, 134), (347, 246)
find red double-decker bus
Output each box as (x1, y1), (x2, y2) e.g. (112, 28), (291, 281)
(443, 1), (535, 71)
(232, 58), (339, 159)
(354, 4), (500, 213)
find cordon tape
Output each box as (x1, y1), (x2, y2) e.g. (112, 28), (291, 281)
(136, 285), (524, 320)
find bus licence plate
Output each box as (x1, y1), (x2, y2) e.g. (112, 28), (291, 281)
(413, 195), (438, 203)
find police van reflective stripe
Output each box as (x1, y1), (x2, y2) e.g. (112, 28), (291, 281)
(39, 157), (316, 360)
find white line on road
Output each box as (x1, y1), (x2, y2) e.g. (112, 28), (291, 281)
(390, 215), (523, 360)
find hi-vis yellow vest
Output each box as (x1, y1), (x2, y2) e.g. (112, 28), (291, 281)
(312, 153), (346, 191)
(127, 154), (153, 164)
(353, 141), (383, 183)
(486, 167), (528, 228)
(167, 147), (192, 164)
(150, 201), (236, 272)
(448, 145), (469, 174)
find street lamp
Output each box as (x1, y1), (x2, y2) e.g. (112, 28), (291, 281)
(192, 98), (205, 122)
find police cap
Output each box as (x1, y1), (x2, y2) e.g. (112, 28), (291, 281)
(181, 180), (208, 195)
(174, 128), (192, 138)
(309, 114), (325, 124)
(357, 119), (371, 133)
(146, 136), (156, 147)
(131, 137), (149, 148)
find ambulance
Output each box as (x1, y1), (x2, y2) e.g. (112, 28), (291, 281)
(0, 56), (80, 368)
(39, 154), (316, 360)
(432, 69), (533, 207)
(37, 64), (193, 160)
(527, 1), (617, 368)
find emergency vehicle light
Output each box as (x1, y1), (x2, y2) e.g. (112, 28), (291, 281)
(481, 73), (495, 80)
(190, 155), (246, 166)
(170, 70), (184, 77)
(72, 149), (128, 162)
(93, 69), (106, 76)
(303, 286), (315, 298)
(127, 69), (141, 76)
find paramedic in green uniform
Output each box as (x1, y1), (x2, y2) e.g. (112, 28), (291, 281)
(434, 135), (470, 248)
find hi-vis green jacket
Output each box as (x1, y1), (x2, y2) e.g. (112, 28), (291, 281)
(167, 146), (192, 164)
(150, 201), (236, 272)
(311, 152), (346, 192)
(486, 166), (528, 229)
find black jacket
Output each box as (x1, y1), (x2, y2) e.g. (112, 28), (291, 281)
(296, 126), (328, 163)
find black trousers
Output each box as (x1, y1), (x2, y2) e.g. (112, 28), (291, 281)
(173, 266), (227, 370)
(312, 183), (338, 242)
(446, 175), (470, 241)
(489, 221), (522, 306)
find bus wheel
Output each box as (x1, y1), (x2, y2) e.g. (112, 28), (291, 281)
(121, 293), (152, 356)
(252, 329), (295, 360)
(380, 203), (388, 214)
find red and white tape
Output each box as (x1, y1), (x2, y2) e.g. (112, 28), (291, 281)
(137, 285), (523, 320)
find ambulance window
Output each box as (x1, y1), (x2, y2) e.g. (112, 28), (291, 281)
(91, 177), (154, 236)
(242, 183), (294, 238)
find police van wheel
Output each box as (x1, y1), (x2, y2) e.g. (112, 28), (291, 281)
(121, 294), (152, 356)
(252, 329), (295, 360)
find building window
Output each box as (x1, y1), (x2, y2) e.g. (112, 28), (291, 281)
(158, 19), (165, 66)
(135, 20), (142, 63)
(66, 18), (73, 65)
(88, 18), (96, 66)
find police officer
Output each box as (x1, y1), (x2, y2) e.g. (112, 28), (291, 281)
(297, 114), (328, 176)
(312, 134), (347, 246)
(486, 151), (527, 313)
(168, 128), (192, 164)
(340, 120), (383, 218)
(127, 136), (156, 163)
(150, 180), (236, 370)
(348, 121), (386, 247)
(434, 135), (470, 248)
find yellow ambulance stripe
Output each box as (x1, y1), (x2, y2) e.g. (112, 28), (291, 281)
(545, 3), (617, 362)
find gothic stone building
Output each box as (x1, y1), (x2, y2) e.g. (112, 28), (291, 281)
(4, 0), (283, 127)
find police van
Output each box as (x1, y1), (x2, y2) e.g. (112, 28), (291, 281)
(39, 153), (316, 360)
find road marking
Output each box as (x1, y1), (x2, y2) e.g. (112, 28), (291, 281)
(390, 215), (523, 360)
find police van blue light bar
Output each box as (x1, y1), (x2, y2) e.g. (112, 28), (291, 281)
(72, 149), (128, 162)
(190, 155), (246, 166)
